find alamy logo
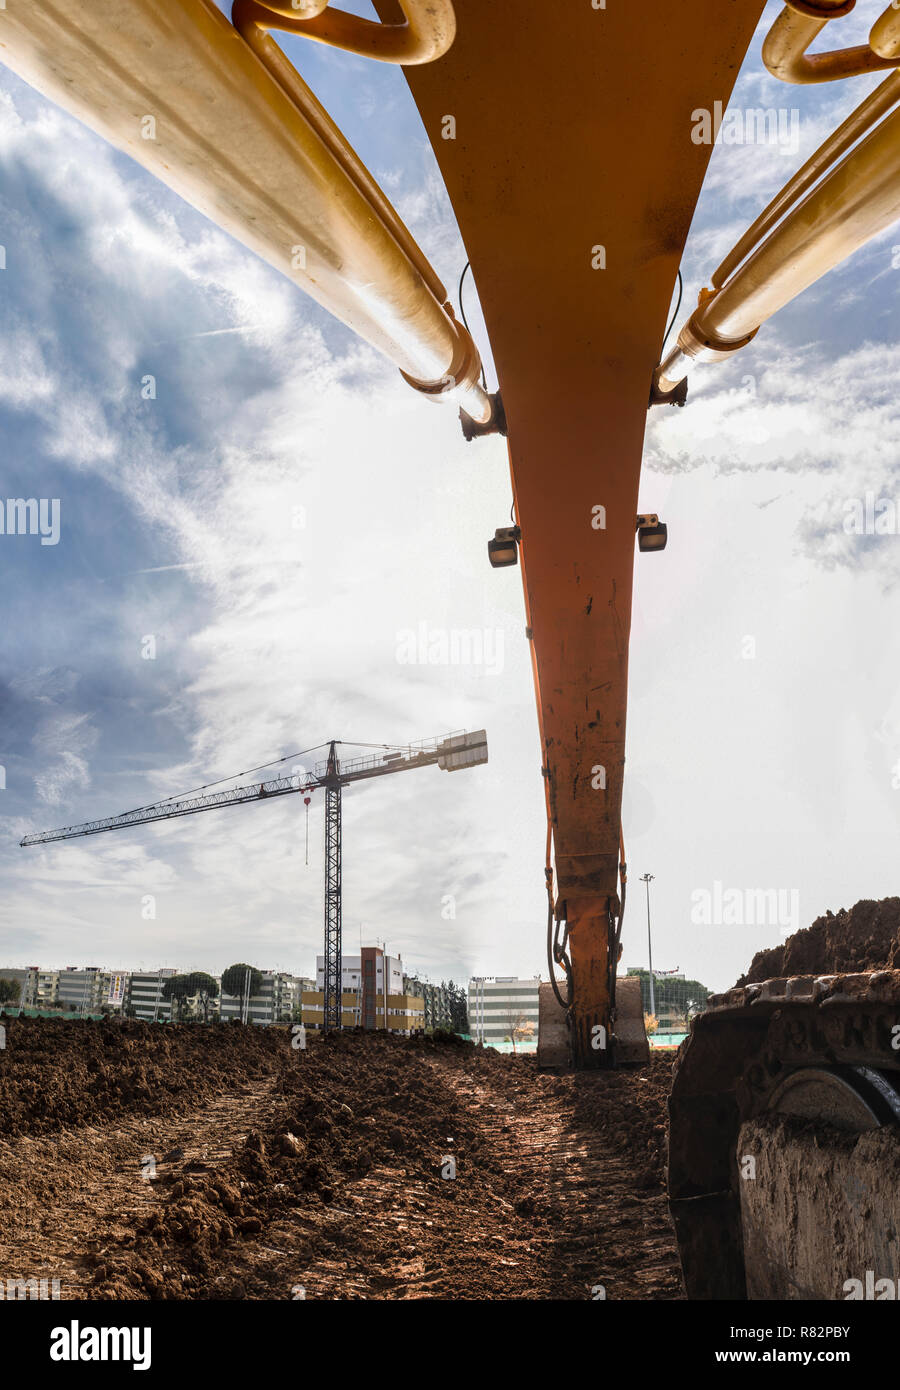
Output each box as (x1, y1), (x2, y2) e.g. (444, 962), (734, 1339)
(396, 623), (504, 675)
(843, 492), (900, 535)
(50, 1322), (151, 1370)
(691, 880), (800, 936)
(0, 497), (60, 545)
(0, 1276), (61, 1299)
(844, 1271), (900, 1300)
(691, 101), (800, 155)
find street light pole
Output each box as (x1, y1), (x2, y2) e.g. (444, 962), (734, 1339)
(640, 874), (656, 1018)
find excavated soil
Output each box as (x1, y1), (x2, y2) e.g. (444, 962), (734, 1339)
(0, 1021), (681, 1300)
(736, 896), (900, 985)
(0, 1016), (286, 1134)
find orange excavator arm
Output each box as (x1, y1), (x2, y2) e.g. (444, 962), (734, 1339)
(376, 0), (767, 1063)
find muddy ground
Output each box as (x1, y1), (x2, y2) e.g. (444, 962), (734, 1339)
(0, 1021), (680, 1300)
(736, 896), (900, 985)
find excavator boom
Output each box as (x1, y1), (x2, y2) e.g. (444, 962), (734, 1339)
(378, 0), (766, 1063)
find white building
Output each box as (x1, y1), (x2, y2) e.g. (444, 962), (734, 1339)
(219, 970), (304, 1025)
(127, 969), (178, 1022)
(315, 952), (404, 1000)
(305, 950), (422, 1032)
(468, 976), (541, 1047)
(57, 967), (106, 1014)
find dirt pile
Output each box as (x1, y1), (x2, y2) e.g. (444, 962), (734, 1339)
(84, 1033), (680, 1300)
(89, 1032), (512, 1298)
(573, 1053), (671, 1186)
(0, 1017), (287, 1135)
(736, 897), (900, 985)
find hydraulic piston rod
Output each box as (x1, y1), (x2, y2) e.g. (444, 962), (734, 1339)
(654, 96), (900, 396)
(0, 0), (493, 424)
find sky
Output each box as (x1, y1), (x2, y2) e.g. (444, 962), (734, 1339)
(0, 1), (898, 993)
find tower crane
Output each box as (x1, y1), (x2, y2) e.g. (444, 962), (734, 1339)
(20, 729), (488, 1032)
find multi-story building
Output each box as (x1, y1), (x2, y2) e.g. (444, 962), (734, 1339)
(36, 970), (59, 1007)
(126, 969), (178, 1022)
(303, 948), (424, 1033)
(57, 967), (106, 1015)
(0, 967), (38, 1008)
(219, 970), (305, 1026)
(402, 975), (454, 1031)
(468, 976), (541, 1048)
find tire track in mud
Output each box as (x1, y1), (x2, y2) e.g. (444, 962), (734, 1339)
(427, 1061), (683, 1300)
(5, 1031), (683, 1301)
(90, 1048), (682, 1300)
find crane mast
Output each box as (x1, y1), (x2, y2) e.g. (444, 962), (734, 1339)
(323, 742), (343, 1033)
(21, 730), (488, 1033)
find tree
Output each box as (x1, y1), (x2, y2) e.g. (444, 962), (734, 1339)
(504, 1007), (533, 1054)
(0, 978), (20, 1006)
(627, 968), (710, 1020)
(221, 963), (263, 1021)
(445, 979), (468, 1033)
(162, 971), (220, 1023)
(644, 1012), (659, 1036)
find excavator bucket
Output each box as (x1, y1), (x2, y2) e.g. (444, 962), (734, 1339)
(538, 977), (649, 1069)
(537, 983), (569, 1070)
(614, 976), (651, 1066)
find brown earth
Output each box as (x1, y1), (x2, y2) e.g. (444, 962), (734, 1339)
(0, 1016), (285, 1134)
(0, 1020), (681, 1300)
(735, 897), (900, 986)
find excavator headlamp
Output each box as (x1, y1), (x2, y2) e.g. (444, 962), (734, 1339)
(636, 514), (668, 553)
(488, 525), (521, 568)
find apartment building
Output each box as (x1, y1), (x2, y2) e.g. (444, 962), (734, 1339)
(36, 970), (59, 1006)
(0, 967), (38, 1008)
(219, 970), (305, 1026)
(303, 948), (424, 1033)
(126, 969), (178, 1022)
(403, 975), (454, 1031)
(57, 967), (106, 1014)
(468, 976), (541, 1047)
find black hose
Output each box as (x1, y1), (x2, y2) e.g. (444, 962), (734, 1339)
(662, 268), (683, 354)
(609, 864), (627, 1023)
(547, 894), (573, 1012)
(457, 261), (488, 390)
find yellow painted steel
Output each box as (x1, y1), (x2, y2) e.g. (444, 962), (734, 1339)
(871, 2), (900, 59)
(712, 70), (900, 288)
(763, 0), (900, 84)
(377, 0), (767, 1063)
(656, 89), (900, 394)
(234, 0), (456, 64)
(0, 0), (491, 422)
(231, 7), (450, 309)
